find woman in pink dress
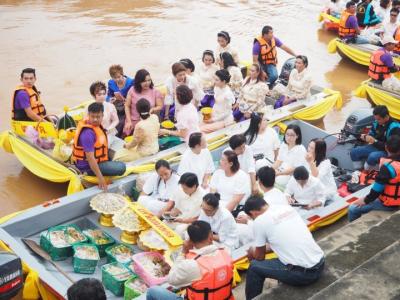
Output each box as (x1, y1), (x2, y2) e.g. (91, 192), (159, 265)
(123, 69), (163, 136)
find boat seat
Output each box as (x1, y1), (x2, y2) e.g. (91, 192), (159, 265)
(366, 81), (400, 98)
(350, 43), (379, 52)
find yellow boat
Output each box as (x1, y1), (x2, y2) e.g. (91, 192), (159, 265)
(318, 10), (340, 32)
(355, 79), (400, 120)
(328, 38), (400, 67)
(1, 79), (342, 195)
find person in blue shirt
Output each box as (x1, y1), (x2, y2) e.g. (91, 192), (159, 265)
(106, 64), (134, 137)
(356, 0), (382, 27)
(350, 105), (400, 170)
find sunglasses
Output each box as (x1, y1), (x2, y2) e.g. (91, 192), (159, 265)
(391, 14), (398, 17)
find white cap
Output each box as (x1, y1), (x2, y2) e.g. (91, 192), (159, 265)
(381, 35), (399, 45)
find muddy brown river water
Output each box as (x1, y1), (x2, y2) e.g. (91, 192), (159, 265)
(0, 0), (372, 217)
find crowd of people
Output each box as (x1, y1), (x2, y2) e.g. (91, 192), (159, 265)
(12, 17), (400, 300)
(328, 0), (400, 91)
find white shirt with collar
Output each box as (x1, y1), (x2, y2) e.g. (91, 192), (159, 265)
(198, 207), (239, 251)
(277, 143), (307, 171)
(284, 176), (327, 206)
(209, 169), (251, 207)
(224, 145), (256, 174)
(142, 172), (180, 200)
(171, 186), (205, 219)
(263, 187), (289, 206)
(253, 205), (324, 268)
(178, 148), (215, 183)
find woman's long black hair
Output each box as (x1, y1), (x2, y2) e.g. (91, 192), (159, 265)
(243, 113), (263, 145)
(310, 138), (327, 167)
(220, 52), (237, 69)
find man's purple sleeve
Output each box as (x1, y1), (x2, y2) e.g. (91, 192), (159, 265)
(346, 16), (358, 30)
(252, 41), (261, 55)
(14, 90), (30, 110)
(381, 52), (394, 67)
(78, 128), (96, 152)
(275, 37), (283, 47)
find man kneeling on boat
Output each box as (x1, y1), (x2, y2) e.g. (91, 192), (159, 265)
(244, 196), (325, 300)
(12, 68), (47, 122)
(368, 35), (400, 93)
(72, 102), (126, 190)
(348, 135), (400, 222)
(350, 105), (400, 170)
(146, 220), (234, 300)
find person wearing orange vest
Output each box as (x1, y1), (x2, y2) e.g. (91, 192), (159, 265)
(72, 102), (126, 191)
(244, 196), (325, 300)
(339, 1), (370, 44)
(146, 220), (234, 300)
(368, 35), (400, 92)
(12, 68), (47, 121)
(252, 25), (296, 88)
(349, 135), (400, 222)
(393, 24), (400, 54)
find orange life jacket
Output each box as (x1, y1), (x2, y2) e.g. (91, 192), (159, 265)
(378, 158), (400, 206)
(186, 248), (234, 300)
(254, 36), (277, 65)
(368, 49), (391, 81)
(72, 120), (108, 163)
(12, 85), (46, 121)
(339, 10), (357, 38)
(394, 26), (400, 53)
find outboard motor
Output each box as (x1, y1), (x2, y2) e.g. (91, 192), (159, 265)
(0, 252), (23, 300)
(277, 57), (296, 86)
(338, 108), (375, 144)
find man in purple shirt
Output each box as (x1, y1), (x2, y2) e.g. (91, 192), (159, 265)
(13, 68), (47, 121)
(340, 1), (370, 44)
(368, 35), (400, 91)
(253, 25), (296, 88)
(73, 102), (126, 191)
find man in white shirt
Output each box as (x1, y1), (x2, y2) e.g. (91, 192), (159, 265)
(146, 221), (234, 300)
(198, 193), (240, 251)
(259, 166), (288, 206)
(225, 134), (257, 194)
(244, 196), (325, 300)
(285, 166), (326, 209)
(379, 8), (399, 37)
(164, 173), (205, 237)
(236, 166), (289, 245)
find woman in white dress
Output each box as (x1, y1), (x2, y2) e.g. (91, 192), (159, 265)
(163, 62), (204, 120)
(220, 52), (243, 98)
(237, 63), (269, 120)
(197, 50), (219, 108)
(215, 31), (240, 66)
(272, 124), (307, 187)
(209, 150), (251, 213)
(243, 112), (280, 171)
(306, 138), (337, 200)
(137, 160), (180, 216)
(273, 55), (312, 108)
(200, 69), (235, 133)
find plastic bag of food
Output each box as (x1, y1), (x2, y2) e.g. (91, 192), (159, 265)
(131, 252), (171, 286)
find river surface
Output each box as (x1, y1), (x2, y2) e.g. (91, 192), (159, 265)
(0, 0), (371, 217)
